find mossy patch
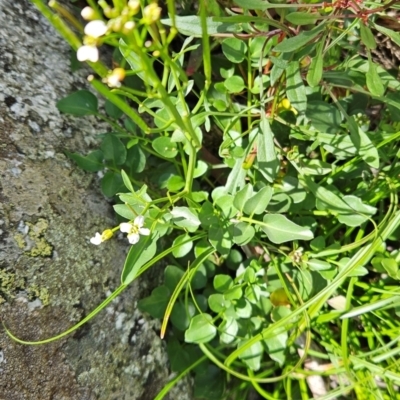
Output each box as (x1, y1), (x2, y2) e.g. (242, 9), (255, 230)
(13, 218), (53, 257)
(0, 269), (25, 304)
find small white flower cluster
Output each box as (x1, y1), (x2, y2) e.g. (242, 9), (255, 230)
(77, 20), (108, 63)
(77, 2), (162, 64)
(120, 216), (150, 244)
(90, 216), (150, 246)
(102, 68), (126, 88)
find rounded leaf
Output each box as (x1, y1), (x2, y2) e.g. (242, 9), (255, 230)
(152, 136), (179, 158)
(185, 314), (217, 343)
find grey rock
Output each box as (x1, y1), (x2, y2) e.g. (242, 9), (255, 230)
(0, 1), (192, 399)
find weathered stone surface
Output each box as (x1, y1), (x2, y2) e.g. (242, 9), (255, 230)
(0, 1), (191, 399)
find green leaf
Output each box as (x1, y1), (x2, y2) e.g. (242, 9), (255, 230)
(138, 285), (170, 318)
(194, 365), (225, 400)
(166, 338), (193, 373)
(105, 99), (124, 119)
(286, 61), (307, 114)
(224, 75), (245, 93)
(307, 259), (332, 271)
(264, 329), (288, 366)
(233, 183), (253, 212)
(121, 169), (134, 193)
(167, 175), (185, 192)
(164, 265), (185, 292)
(209, 221), (234, 256)
(191, 264), (208, 290)
(257, 119), (279, 182)
(113, 204), (137, 220)
(214, 274), (232, 292)
(219, 317), (238, 344)
(299, 159), (331, 176)
(235, 298), (252, 319)
(56, 90), (98, 116)
(299, 175), (353, 214)
(101, 134), (127, 165)
(119, 39), (157, 86)
(337, 195), (377, 227)
(285, 12), (318, 26)
(373, 24), (400, 47)
(243, 186), (273, 215)
(306, 43), (323, 87)
(161, 16), (239, 38)
(171, 302), (192, 331)
(222, 38), (248, 64)
(348, 116), (379, 168)
(185, 314), (217, 343)
(215, 194), (236, 218)
(125, 145), (146, 174)
(101, 171), (123, 197)
(233, 0), (273, 10)
(310, 236), (325, 252)
(273, 23), (326, 52)
(121, 233), (159, 285)
(65, 149), (103, 172)
(208, 293), (230, 313)
(171, 207), (201, 232)
(193, 160), (208, 178)
(366, 55), (385, 97)
(152, 136), (179, 158)
(230, 222), (255, 245)
(306, 101), (342, 134)
(360, 23), (376, 50)
(224, 285), (243, 301)
(225, 155), (247, 194)
(261, 214), (314, 244)
(372, 257), (399, 280)
(238, 339), (263, 371)
(172, 234), (193, 258)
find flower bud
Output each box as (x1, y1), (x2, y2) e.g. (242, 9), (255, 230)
(84, 20), (108, 38)
(101, 229), (113, 241)
(142, 3), (161, 25)
(123, 21), (136, 34)
(81, 6), (95, 21)
(128, 0), (140, 15)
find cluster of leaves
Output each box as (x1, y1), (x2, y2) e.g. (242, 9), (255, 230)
(25, 0), (400, 399)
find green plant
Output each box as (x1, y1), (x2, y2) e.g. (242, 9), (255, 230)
(7, 0), (400, 398)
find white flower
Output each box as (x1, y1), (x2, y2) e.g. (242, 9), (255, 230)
(103, 68), (126, 88)
(77, 45), (99, 62)
(120, 216), (150, 245)
(90, 232), (103, 245)
(106, 75), (122, 88)
(90, 229), (113, 245)
(84, 20), (108, 38)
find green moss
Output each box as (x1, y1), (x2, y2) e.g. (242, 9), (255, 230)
(0, 268), (25, 303)
(26, 218), (53, 257)
(27, 284), (50, 306)
(13, 233), (26, 249)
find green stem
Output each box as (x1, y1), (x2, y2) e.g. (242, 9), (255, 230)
(4, 284), (127, 345)
(89, 77), (150, 132)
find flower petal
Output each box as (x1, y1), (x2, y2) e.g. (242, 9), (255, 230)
(90, 232), (103, 245)
(139, 227), (150, 236)
(120, 222), (132, 233)
(84, 20), (108, 38)
(77, 45), (99, 62)
(127, 233), (140, 244)
(134, 215), (145, 227)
